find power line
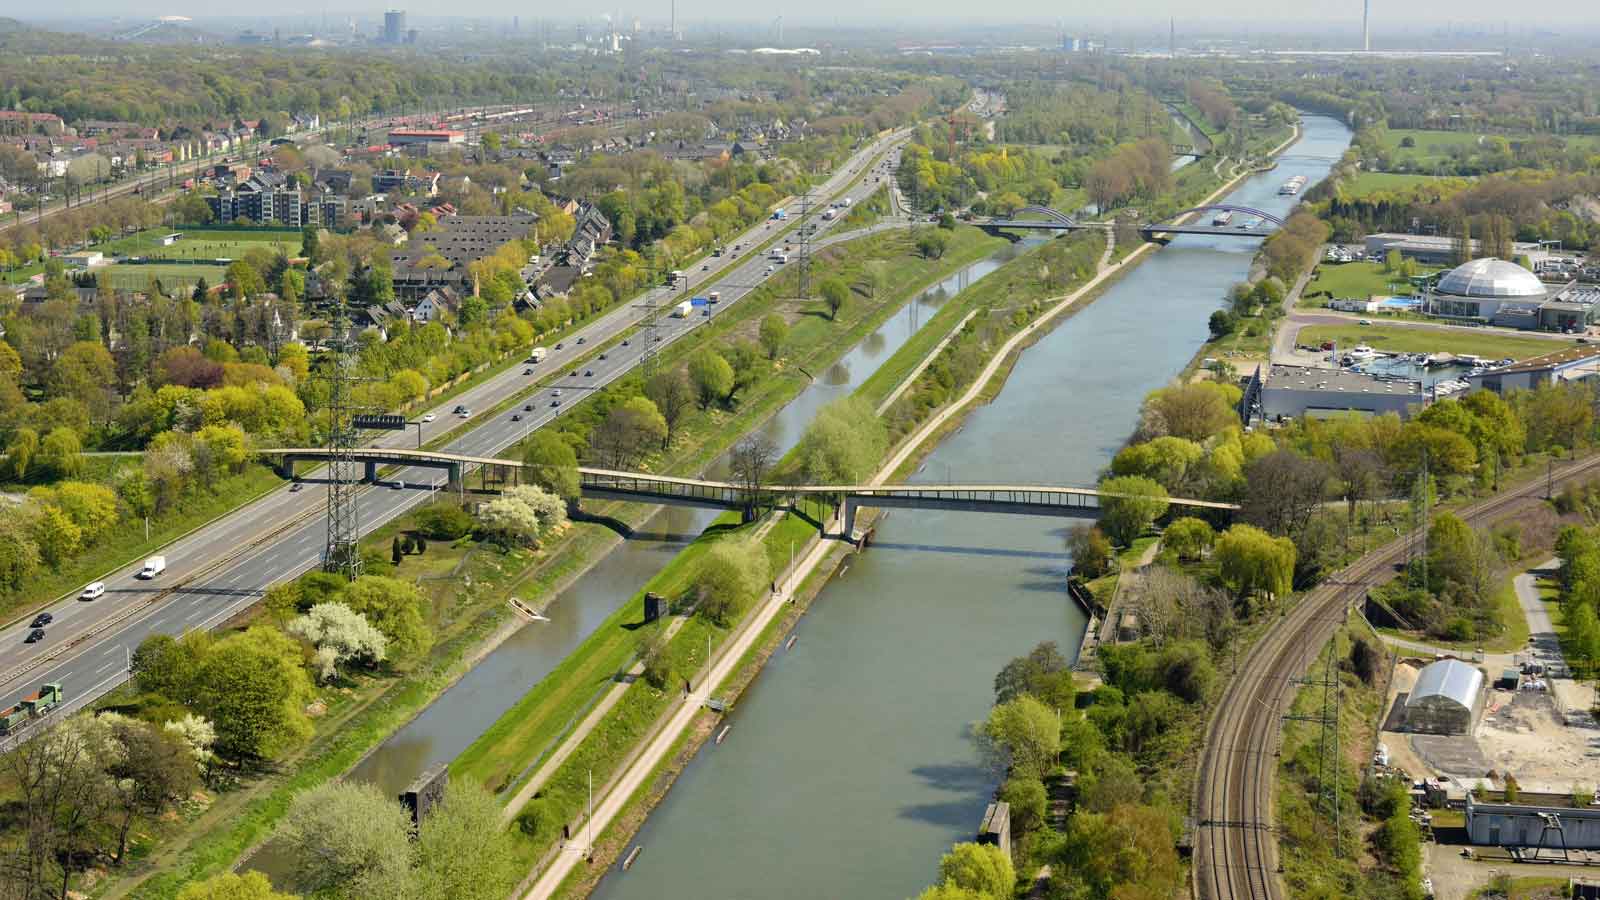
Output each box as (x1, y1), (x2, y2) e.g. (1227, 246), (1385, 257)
(322, 292), (369, 581)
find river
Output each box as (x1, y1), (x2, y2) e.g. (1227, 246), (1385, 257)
(243, 234), (1045, 884)
(587, 115), (1354, 900)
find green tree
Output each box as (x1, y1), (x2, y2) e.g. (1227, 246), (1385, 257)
(225, 259), (266, 299)
(993, 641), (1076, 711)
(691, 536), (770, 626)
(51, 340), (117, 421)
(1214, 523), (1297, 604)
(688, 349), (735, 409)
(177, 872), (298, 900)
(759, 313), (790, 359)
(6, 426), (39, 480)
(521, 431), (580, 502)
(191, 626), (314, 760)
(342, 575), (430, 660)
(938, 843), (1015, 898)
(1066, 523), (1114, 578)
(645, 368), (695, 438)
(410, 780), (519, 900)
(979, 694), (1061, 781)
(795, 396), (888, 484)
(1097, 475), (1170, 545)
(38, 426), (84, 479)
(819, 277), (850, 320)
(279, 780), (412, 897)
(1163, 517), (1216, 561)
(999, 776), (1048, 835)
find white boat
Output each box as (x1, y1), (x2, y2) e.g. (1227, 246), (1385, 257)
(1212, 210), (1234, 226)
(1279, 175), (1307, 195)
(1347, 344), (1377, 361)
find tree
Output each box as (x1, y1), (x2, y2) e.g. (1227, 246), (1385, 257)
(691, 536), (770, 626)
(1214, 523), (1297, 605)
(1163, 517), (1215, 561)
(979, 694), (1061, 781)
(796, 396), (888, 484)
(191, 626), (314, 760)
(177, 872), (298, 900)
(688, 349), (735, 409)
(409, 780), (519, 900)
(1242, 449), (1329, 538)
(51, 340), (117, 421)
(343, 575), (430, 660)
(1066, 523), (1114, 578)
(1208, 309), (1236, 338)
(279, 781), (412, 897)
(938, 843), (1015, 898)
(999, 776), (1048, 835)
(590, 396), (667, 469)
(645, 368), (695, 438)
(729, 433), (778, 514)
(1057, 803), (1180, 899)
(225, 259), (266, 299)
(759, 313), (790, 359)
(521, 431), (580, 502)
(1, 714), (118, 899)
(994, 641), (1075, 711)
(478, 484), (566, 549)
(105, 716), (199, 864)
(1097, 475), (1170, 545)
(1143, 382), (1238, 442)
(38, 426), (85, 479)
(916, 230), (950, 259)
(288, 602), (388, 681)
(6, 426), (38, 481)
(819, 277), (850, 320)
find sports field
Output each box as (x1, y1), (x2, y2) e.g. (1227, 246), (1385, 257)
(103, 263), (228, 291)
(107, 228), (302, 262)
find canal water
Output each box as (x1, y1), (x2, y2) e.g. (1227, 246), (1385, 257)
(242, 235), (1044, 883)
(588, 115), (1355, 900)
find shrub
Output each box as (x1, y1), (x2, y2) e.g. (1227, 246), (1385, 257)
(413, 502), (473, 540)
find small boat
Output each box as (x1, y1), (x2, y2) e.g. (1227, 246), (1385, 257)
(1238, 216), (1262, 230)
(1347, 344), (1377, 361)
(1212, 210), (1234, 226)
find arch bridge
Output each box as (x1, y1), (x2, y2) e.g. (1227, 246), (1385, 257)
(260, 448), (1237, 540)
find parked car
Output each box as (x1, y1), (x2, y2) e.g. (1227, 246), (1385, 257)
(80, 581), (106, 601)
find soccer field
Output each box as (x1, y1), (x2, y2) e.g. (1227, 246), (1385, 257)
(103, 263), (228, 292)
(109, 228), (302, 262)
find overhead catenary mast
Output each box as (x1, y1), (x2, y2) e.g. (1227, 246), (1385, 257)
(322, 292), (364, 581)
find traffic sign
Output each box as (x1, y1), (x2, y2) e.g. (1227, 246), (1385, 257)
(353, 414), (407, 431)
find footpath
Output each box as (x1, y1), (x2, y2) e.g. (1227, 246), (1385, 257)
(517, 121), (1307, 900)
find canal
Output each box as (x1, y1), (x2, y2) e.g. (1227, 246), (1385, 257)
(243, 233), (1045, 882)
(587, 115), (1354, 900)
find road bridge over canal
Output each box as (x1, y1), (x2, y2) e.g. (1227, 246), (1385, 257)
(261, 449), (1238, 538)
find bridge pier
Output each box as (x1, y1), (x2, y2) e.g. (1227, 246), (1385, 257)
(277, 456), (296, 480)
(364, 460), (378, 484)
(448, 462), (463, 494)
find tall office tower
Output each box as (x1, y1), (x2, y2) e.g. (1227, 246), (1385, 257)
(384, 9), (405, 44)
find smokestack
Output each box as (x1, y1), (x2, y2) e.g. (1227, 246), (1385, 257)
(1170, 18), (1175, 58)
(1363, 0), (1370, 51)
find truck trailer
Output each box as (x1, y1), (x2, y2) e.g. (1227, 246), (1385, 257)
(0, 683), (64, 735)
(672, 300), (692, 318)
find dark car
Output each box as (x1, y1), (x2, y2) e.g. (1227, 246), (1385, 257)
(584, 369), (594, 377)
(30, 613), (52, 628)
(523, 368), (533, 375)
(622, 339), (630, 346)
(452, 404), (467, 414)
(25, 628), (44, 644)
(555, 342), (564, 349)
(524, 403), (535, 412)
(599, 352), (608, 360)
(511, 414), (523, 422)
(550, 398), (562, 407)
(576, 336), (586, 345)
(570, 370), (579, 377)
(289, 482), (304, 492)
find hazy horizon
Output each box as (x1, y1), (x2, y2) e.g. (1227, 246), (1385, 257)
(19, 1), (1600, 30)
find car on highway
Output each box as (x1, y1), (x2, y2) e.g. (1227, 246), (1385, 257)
(524, 403), (535, 411)
(457, 407), (471, 418)
(552, 388), (562, 396)
(421, 413), (436, 422)
(452, 405), (467, 415)
(550, 398), (561, 407)
(25, 628), (44, 644)
(584, 369), (594, 377)
(622, 339), (630, 346)
(599, 352), (608, 360)
(289, 482), (304, 493)
(80, 582), (106, 601)
(523, 368), (533, 375)
(570, 370), (579, 377)
(30, 613), (52, 628)
(555, 342), (564, 349)
(391, 480), (404, 490)
(511, 413), (523, 422)
(576, 336), (586, 345)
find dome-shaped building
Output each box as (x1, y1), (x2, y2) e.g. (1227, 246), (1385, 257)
(1427, 257), (1549, 326)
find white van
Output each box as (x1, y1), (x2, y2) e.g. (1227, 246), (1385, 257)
(139, 556), (166, 579)
(80, 581), (107, 600)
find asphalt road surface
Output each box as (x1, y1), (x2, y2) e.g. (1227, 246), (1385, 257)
(0, 130), (909, 736)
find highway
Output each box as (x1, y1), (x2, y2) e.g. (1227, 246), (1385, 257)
(0, 128), (909, 741)
(1192, 452), (1600, 900)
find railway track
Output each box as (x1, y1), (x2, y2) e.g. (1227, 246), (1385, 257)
(1193, 453), (1600, 900)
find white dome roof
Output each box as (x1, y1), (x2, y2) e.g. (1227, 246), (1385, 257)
(1436, 257), (1545, 299)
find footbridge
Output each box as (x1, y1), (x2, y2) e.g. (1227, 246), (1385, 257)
(980, 204), (1282, 240)
(260, 449), (1238, 538)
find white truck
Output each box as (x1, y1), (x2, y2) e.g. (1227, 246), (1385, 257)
(528, 347), (548, 363)
(821, 209), (837, 220)
(139, 556), (166, 579)
(672, 300), (692, 318)
(769, 250), (789, 263)
(708, 291), (722, 303)
(841, 197), (853, 207)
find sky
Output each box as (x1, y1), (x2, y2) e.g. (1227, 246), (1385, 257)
(25, 0), (1600, 30)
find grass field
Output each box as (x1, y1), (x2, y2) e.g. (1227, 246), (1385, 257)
(1298, 323), (1563, 360)
(1341, 171), (1457, 198)
(1302, 261), (1437, 304)
(104, 263), (228, 291)
(1376, 128), (1600, 171)
(107, 227), (302, 261)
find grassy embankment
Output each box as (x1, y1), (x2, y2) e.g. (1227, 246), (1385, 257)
(1297, 324), (1563, 360)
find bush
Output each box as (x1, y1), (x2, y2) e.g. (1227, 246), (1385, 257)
(516, 799), (551, 837)
(413, 502), (474, 540)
